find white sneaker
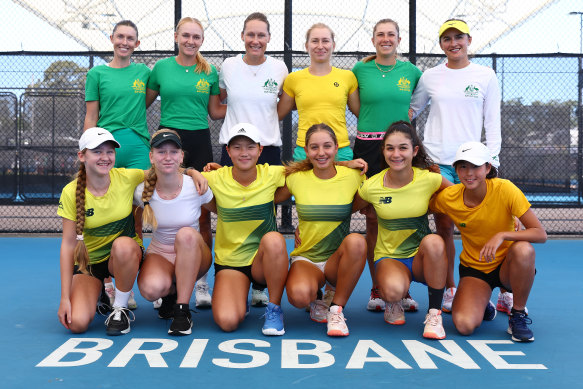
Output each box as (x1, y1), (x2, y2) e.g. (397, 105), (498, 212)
(401, 291), (418, 312)
(251, 288), (269, 307)
(127, 291), (138, 310)
(327, 305), (349, 336)
(441, 287), (456, 313)
(423, 308), (446, 339)
(496, 291), (528, 315)
(195, 282), (212, 308)
(153, 298), (162, 309)
(384, 301), (405, 325)
(310, 299), (328, 323)
(367, 287), (385, 312)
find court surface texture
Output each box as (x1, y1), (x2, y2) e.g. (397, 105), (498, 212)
(1, 237), (580, 388)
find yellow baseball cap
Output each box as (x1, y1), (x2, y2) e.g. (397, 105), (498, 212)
(438, 20), (470, 37)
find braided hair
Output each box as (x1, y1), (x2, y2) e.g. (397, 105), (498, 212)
(73, 163), (90, 273)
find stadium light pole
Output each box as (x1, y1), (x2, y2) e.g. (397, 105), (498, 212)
(570, 11), (583, 204)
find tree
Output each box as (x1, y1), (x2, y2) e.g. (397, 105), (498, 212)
(28, 60), (87, 92)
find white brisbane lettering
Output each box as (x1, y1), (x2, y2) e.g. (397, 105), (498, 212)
(37, 338), (113, 367)
(282, 339), (335, 369)
(109, 339), (178, 368)
(467, 340), (547, 370)
(402, 340), (480, 369)
(179, 339), (209, 368)
(212, 339), (270, 368)
(346, 340), (411, 369)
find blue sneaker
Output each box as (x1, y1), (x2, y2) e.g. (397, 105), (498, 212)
(262, 302), (285, 336)
(507, 309), (534, 342)
(483, 300), (497, 321)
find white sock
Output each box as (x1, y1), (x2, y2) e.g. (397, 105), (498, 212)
(113, 288), (131, 308)
(104, 281), (114, 290)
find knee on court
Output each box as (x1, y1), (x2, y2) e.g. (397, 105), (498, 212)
(453, 312), (479, 336)
(68, 315), (92, 334)
(213, 310), (244, 333)
(286, 283), (315, 308)
(138, 279), (171, 302)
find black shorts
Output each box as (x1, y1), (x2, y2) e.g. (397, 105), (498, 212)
(162, 127), (214, 171)
(220, 145), (282, 166)
(74, 247), (145, 282)
(214, 263), (267, 289)
(459, 263), (506, 291)
(353, 138), (383, 178)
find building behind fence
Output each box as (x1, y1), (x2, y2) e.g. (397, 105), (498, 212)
(1, 1), (582, 234)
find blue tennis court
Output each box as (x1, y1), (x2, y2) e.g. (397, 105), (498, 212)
(1, 237), (581, 388)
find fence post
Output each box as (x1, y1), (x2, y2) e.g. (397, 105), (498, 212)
(578, 56), (582, 205)
(280, 0), (294, 233)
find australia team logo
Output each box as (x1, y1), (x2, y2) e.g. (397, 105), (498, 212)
(263, 78), (279, 94)
(397, 77), (411, 92)
(132, 79), (146, 94)
(464, 84), (479, 98)
(196, 78), (211, 94)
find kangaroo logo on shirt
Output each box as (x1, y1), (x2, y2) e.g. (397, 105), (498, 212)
(263, 78), (279, 94)
(464, 85), (479, 98)
(379, 196), (392, 204)
(85, 208), (95, 217)
(397, 77), (411, 92)
(196, 78), (210, 94)
(132, 79), (146, 94)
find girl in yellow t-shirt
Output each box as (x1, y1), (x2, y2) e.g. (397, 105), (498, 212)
(430, 142), (547, 342)
(353, 121), (451, 340)
(276, 123), (367, 337)
(277, 23), (359, 162)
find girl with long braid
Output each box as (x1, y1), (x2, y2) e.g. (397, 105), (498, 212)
(57, 128), (208, 336)
(57, 128), (144, 336)
(134, 129), (213, 336)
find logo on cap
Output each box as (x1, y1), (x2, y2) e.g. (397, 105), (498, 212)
(163, 134), (170, 137)
(461, 148), (471, 153)
(97, 132), (105, 135)
(238, 128), (246, 133)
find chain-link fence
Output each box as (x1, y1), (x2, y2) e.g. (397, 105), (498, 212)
(1, 0), (582, 234)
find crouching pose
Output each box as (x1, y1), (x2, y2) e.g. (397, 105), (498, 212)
(203, 123), (289, 335)
(135, 129), (213, 336)
(277, 123), (368, 337)
(430, 142), (546, 342)
(57, 128), (144, 335)
(353, 121), (451, 339)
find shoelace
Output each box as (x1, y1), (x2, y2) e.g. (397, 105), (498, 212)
(105, 307), (135, 326)
(510, 312), (532, 329)
(196, 283), (209, 293)
(387, 302), (403, 316)
(261, 306), (280, 320)
(328, 311), (346, 325)
(424, 311), (440, 326)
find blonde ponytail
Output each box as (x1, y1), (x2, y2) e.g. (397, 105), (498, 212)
(141, 169), (158, 229)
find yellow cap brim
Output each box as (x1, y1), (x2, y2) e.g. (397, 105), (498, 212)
(439, 20), (470, 37)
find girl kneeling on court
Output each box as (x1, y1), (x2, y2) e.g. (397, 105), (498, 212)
(57, 128), (145, 336)
(430, 142), (547, 342)
(353, 121), (451, 339)
(276, 124), (367, 337)
(202, 123), (289, 335)
(134, 129), (213, 336)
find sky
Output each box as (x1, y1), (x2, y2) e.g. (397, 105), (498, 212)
(1, 0), (582, 53)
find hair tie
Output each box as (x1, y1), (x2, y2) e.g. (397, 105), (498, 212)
(143, 201), (150, 206)
(76, 234), (84, 241)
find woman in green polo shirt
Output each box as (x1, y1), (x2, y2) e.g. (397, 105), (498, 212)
(146, 17), (225, 308)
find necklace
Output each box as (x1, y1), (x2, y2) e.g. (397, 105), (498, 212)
(156, 182), (182, 200)
(374, 61), (396, 77)
(243, 55), (266, 77)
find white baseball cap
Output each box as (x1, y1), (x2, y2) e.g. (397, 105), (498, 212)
(79, 127), (120, 151)
(226, 123), (261, 146)
(453, 141), (495, 166)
